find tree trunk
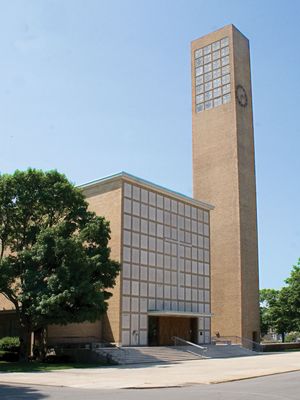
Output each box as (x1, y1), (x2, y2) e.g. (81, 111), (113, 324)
(282, 332), (285, 343)
(34, 327), (48, 362)
(19, 322), (32, 362)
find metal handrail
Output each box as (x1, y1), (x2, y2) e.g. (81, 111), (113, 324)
(171, 336), (207, 350)
(171, 336), (207, 358)
(113, 344), (127, 364)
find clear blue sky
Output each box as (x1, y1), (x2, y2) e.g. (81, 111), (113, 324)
(0, 0), (299, 290)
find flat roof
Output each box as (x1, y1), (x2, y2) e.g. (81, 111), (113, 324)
(79, 171), (214, 211)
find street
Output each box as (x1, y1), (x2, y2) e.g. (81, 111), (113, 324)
(0, 371), (299, 400)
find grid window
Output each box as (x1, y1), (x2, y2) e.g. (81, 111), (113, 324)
(221, 56), (229, 66)
(222, 74), (230, 85)
(204, 56), (212, 68)
(214, 97), (222, 107)
(205, 100), (213, 110)
(122, 184), (211, 345)
(196, 75), (204, 85)
(212, 41), (220, 51)
(195, 57), (203, 67)
(213, 59), (221, 70)
(212, 50), (220, 60)
(132, 201), (140, 216)
(195, 48), (203, 58)
(223, 84), (231, 95)
(222, 65), (230, 75)
(221, 37), (229, 47)
(213, 87), (222, 98)
(213, 69), (221, 79)
(196, 94), (204, 104)
(196, 103), (204, 112)
(124, 183), (132, 198)
(223, 93), (231, 104)
(204, 72), (212, 82)
(141, 188), (148, 203)
(195, 36), (231, 112)
(196, 67), (203, 76)
(221, 46), (229, 57)
(204, 81), (213, 91)
(213, 78), (222, 88)
(204, 63), (212, 73)
(203, 44), (211, 55)
(196, 84), (204, 95)
(132, 186), (140, 201)
(205, 91), (213, 101)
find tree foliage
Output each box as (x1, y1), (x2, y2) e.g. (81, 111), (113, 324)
(284, 259), (300, 330)
(0, 169), (120, 359)
(260, 259), (300, 341)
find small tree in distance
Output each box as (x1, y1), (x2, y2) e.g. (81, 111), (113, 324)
(260, 260), (300, 342)
(0, 169), (120, 361)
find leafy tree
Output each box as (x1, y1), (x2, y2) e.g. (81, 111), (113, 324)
(284, 259), (300, 331)
(259, 289), (276, 336)
(260, 287), (296, 342)
(0, 169), (120, 360)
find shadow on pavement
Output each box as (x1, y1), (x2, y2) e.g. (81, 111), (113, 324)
(0, 384), (49, 399)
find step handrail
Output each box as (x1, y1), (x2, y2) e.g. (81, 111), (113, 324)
(171, 336), (207, 358)
(171, 336), (207, 350)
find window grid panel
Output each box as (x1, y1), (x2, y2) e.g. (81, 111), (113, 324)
(194, 36), (231, 112)
(121, 183), (211, 345)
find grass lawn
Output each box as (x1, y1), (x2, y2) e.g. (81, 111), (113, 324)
(283, 348), (300, 352)
(0, 360), (109, 372)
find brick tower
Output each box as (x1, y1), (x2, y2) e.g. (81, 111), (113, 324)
(191, 25), (260, 342)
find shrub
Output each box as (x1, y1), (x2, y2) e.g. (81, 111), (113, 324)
(0, 337), (20, 353)
(45, 354), (74, 364)
(285, 332), (300, 343)
(0, 352), (19, 362)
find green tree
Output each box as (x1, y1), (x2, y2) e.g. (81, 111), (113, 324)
(284, 259), (300, 331)
(260, 287), (295, 342)
(0, 169), (120, 360)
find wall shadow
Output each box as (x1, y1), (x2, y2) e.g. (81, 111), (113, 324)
(0, 384), (49, 399)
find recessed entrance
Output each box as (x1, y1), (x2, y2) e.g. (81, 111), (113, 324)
(148, 316), (198, 346)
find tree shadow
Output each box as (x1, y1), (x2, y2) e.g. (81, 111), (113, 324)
(0, 384), (49, 399)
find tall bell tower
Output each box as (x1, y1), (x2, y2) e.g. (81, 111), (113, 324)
(191, 25), (260, 341)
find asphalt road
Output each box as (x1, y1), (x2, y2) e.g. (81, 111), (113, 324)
(0, 371), (299, 400)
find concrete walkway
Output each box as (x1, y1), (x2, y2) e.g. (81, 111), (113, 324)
(0, 352), (300, 390)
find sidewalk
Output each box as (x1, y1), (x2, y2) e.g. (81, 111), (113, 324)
(0, 352), (300, 390)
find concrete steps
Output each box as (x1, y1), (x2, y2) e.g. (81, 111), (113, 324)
(95, 346), (205, 364)
(94, 344), (258, 365)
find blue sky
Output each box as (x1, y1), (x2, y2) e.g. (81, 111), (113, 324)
(0, 0), (299, 289)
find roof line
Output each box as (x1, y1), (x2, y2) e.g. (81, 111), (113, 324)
(79, 171), (214, 210)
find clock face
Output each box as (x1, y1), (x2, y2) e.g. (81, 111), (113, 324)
(236, 84), (248, 107)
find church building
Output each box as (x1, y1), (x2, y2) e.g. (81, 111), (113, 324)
(0, 24), (260, 347)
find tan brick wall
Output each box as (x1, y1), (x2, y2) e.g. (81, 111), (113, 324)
(0, 294), (15, 311)
(83, 180), (122, 344)
(192, 25), (260, 341)
(47, 321), (102, 343)
(0, 249), (16, 312)
(0, 311), (19, 338)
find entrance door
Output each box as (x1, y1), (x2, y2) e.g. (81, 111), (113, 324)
(148, 316), (198, 346)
